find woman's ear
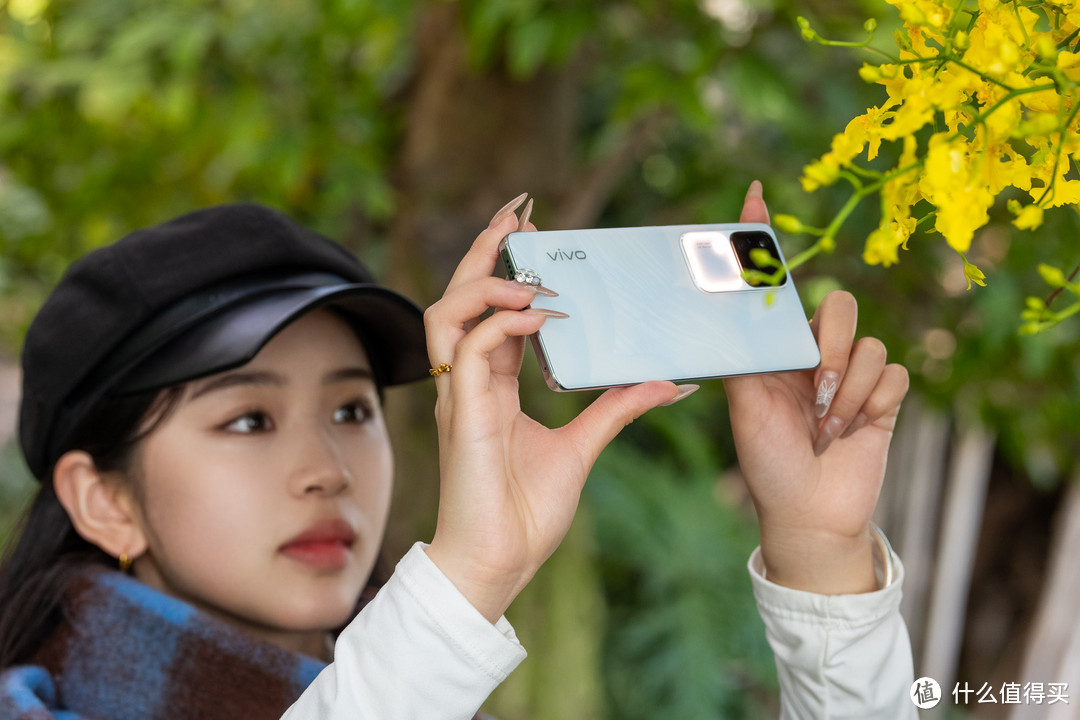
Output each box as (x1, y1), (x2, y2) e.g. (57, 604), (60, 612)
(52, 450), (147, 562)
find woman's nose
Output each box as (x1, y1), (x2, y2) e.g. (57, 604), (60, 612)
(287, 424), (354, 496)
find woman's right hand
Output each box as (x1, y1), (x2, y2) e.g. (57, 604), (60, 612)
(422, 194), (691, 623)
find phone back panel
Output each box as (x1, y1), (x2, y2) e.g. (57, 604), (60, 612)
(501, 223), (820, 390)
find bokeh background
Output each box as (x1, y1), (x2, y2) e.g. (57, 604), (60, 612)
(2, 1), (1079, 717)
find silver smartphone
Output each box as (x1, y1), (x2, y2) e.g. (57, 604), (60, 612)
(499, 222), (820, 391)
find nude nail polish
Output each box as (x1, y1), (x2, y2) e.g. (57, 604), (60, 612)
(659, 384), (700, 407)
(517, 198), (534, 231)
(528, 308), (570, 319)
(489, 192), (529, 229)
(840, 412), (869, 439)
(813, 415), (846, 456)
(532, 284), (558, 297)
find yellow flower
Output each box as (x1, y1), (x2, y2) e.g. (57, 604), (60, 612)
(881, 89), (935, 140)
(963, 0), (1039, 79)
(920, 134), (994, 252)
(1012, 204), (1045, 230)
(841, 103), (894, 161)
(1058, 50), (1080, 81)
(936, 187), (994, 253)
(800, 0), (1080, 288)
(1031, 178), (1080, 207)
(801, 158), (840, 192)
(982, 91), (1020, 144)
(978, 140), (1032, 195)
(887, 0), (953, 29)
(863, 225), (902, 266)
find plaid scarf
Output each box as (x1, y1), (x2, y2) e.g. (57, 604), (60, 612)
(0, 567), (325, 719)
(0, 567), (490, 719)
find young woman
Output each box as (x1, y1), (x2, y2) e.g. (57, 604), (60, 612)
(0, 185), (915, 719)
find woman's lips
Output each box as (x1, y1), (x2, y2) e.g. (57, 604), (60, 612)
(280, 519), (356, 571)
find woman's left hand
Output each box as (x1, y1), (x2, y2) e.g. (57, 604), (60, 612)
(423, 196), (690, 622)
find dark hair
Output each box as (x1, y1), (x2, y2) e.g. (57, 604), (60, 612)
(0, 388), (182, 668)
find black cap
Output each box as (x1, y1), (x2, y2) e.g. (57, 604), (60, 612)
(18, 204), (429, 481)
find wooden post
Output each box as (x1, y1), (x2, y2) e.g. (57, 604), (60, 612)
(920, 425), (996, 693)
(1009, 477), (1080, 720)
(877, 395), (950, 660)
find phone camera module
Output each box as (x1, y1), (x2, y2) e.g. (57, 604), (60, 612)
(731, 231), (787, 287)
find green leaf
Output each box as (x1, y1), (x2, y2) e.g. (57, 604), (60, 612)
(509, 14), (555, 79)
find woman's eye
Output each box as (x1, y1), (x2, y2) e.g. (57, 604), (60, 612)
(223, 412), (272, 433)
(333, 401), (373, 424)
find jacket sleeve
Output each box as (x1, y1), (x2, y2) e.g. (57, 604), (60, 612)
(281, 543), (527, 720)
(747, 537), (917, 719)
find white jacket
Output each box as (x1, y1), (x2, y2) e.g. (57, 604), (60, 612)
(284, 539), (915, 719)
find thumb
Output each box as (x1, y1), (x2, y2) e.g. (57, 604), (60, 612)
(560, 381), (688, 467)
(740, 180), (771, 224)
(722, 373), (768, 415)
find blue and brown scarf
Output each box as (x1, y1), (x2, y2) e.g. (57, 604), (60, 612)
(0, 567), (488, 719)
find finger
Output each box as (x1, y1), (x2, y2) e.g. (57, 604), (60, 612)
(717, 182), (774, 411)
(559, 381), (689, 470)
(445, 193), (528, 293)
(840, 363), (910, 439)
(739, 180), (771, 224)
(721, 372), (769, 422)
(813, 336), (888, 456)
(449, 308), (567, 402)
(809, 290), (858, 419)
(425, 276), (544, 366)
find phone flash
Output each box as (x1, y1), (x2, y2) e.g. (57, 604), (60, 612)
(680, 231), (745, 292)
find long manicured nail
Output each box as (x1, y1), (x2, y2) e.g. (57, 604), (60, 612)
(815, 371), (840, 419)
(505, 278), (559, 298)
(746, 180), (763, 199)
(528, 308), (570, 319)
(489, 192), (529, 229)
(517, 198), (534, 231)
(813, 415), (846, 456)
(659, 384), (700, 407)
(840, 412), (869, 439)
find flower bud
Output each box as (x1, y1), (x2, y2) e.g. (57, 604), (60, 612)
(773, 214), (807, 234)
(1039, 263), (1066, 287)
(859, 63), (883, 83)
(796, 16), (818, 41)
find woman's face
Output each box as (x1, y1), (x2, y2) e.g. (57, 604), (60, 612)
(129, 309), (393, 657)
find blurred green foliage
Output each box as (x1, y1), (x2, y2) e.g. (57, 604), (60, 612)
(1, 0), (1077, 717)
(587, 410), (777, 719)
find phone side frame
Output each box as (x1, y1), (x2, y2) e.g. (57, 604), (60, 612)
(499, 238), (565, 391)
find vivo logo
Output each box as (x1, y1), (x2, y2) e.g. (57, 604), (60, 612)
(546, 249), (587, 260)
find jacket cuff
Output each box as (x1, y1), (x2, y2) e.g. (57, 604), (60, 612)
(746, 531), (905, 624)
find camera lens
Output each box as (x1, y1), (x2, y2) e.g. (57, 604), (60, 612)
(731, 231), (787, 287)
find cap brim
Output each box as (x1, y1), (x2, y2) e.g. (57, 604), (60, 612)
(119, 283), (429, 392)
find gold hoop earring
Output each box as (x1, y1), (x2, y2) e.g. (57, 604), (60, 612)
(118, 553), (132, 572)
